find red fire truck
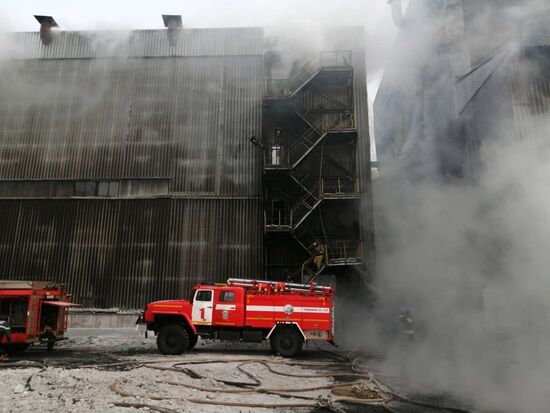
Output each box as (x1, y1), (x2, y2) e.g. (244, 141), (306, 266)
(139, 278), (334, 357)
(0, 281), (78, 353)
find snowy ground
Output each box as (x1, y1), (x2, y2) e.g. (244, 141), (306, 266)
(0, 329), (340, 413)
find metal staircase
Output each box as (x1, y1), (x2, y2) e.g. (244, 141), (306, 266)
(264, 178), (321, 232)
(301, 256), (326, 284)
(266, 51), (353, 99)
(322, 177), (360, 199)
(289, 176), (321, 229)
(262, 49), (363, 283)
(265, 111), (354, 170)
(299, 240), (364, 283)
(264, 50), (354, 171)
(291, 223), (363, 283)
(264, 174), (360, 233)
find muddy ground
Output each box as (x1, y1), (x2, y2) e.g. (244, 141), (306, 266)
(0, 329), (473, 413)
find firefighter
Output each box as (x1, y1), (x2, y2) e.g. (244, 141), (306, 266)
(313, 241), (326, 271)
(399, 307), (415, 342)
(40, 325), (56, 351)
(398, 307), (415, 384)
(0, 315), (11, 360)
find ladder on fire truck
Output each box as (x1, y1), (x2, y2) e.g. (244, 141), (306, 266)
(227, 278), (332, 294)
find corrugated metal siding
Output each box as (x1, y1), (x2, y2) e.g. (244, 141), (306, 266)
(169, 55), (263, 195)
(8, 28), (264, 59)
(345, 29), (375, 282)
(0, 198), (262, 309)
(0, 28), (265, 308)
(510, 48), (550, 159)
(460, 65), (513, 178)
(459, 47), (550, 178)
(0, 55), (262, 196)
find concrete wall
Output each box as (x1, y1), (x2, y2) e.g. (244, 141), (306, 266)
(69, 313), (139, 329)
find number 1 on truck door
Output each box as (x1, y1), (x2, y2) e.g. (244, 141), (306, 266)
(192, 289), (213, 325)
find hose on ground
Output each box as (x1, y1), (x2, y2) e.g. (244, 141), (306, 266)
(113, 401), (179, 413)
(236, 360), (369, 379)
(111, 378), (390, 410)
(347, 349), (474, 413)
(110, 355), (391, 412)
(81, 356), (348, 369)
(0, 361), (44, 369)
(159, 377), (368, 394)
(89, 348), (470, 413)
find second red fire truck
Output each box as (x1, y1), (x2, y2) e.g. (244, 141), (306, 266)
(0, 281), (78, 353)
(138, 278), (335, 357)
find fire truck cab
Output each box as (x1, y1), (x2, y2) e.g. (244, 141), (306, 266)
(0, 281), (78, 353)
(140, 278), (335, 357)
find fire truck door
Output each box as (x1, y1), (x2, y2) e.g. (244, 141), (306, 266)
(192, 289), (214, 325)
(213, 289), (240, 326)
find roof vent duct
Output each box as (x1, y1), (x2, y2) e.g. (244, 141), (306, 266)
(162, 14), (183, 47)
(34, 15), (59, 46)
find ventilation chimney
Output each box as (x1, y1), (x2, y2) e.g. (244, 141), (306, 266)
(34, 15), (59, 46)
(162, 15), (183, 46)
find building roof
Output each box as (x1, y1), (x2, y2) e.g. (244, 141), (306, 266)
(6, 27), (264, 59)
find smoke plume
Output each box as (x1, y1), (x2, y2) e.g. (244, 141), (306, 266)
(372, 1), (550, 411)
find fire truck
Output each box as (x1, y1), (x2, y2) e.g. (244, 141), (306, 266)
(139, 278), (334, 357)
(0, 281), (78, 353)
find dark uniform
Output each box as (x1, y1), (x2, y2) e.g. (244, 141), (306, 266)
(40, 324), (56, 351)
(399, 308), (415, 342)
(313, 242), (326, 271)
(0, 316), (11, 359)
(399, 308), (415, 383)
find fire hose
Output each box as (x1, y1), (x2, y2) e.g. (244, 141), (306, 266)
(5, 351), (473, 412)
(104, 353), (472, 412)
(108, 357), (391, 412)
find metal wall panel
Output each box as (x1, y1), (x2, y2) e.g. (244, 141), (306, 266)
(0, 28), (265, 308)
(0, 198), (262, 309)
(509, 47), (550, 159)
(458, 47), (550, 178)
(459, 62), (514, 178)
(0, 55), (263, 196)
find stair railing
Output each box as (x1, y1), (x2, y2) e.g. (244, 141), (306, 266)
(288, 112), (354, 167)
(264, 50), (353, 98)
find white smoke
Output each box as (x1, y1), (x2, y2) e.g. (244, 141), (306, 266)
(372, 1), (550, 411)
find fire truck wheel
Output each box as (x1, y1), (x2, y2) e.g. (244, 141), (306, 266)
(270, 327), (303, 358)
(157, 324), (189, 355)
(187, 333), (198, 350)
(5, 344), (30, 354)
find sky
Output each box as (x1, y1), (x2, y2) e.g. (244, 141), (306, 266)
(0, 0), (394, 33)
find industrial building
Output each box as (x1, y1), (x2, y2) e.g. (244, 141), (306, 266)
(0, 17), (373, 309)
(375, 0), (550, 177)
(373, 0), (550, 331)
